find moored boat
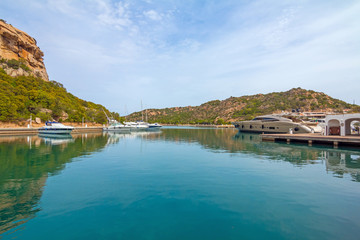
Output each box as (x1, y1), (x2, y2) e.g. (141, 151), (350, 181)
(147, 123), (162, 128)
(38, 121), (74, 134)
(233, 115), (312, 134)
(103, 122), (131, 132)
(123, 121), (149, 130)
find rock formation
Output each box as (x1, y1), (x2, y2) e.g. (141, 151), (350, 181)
(0, 20), (49, 81)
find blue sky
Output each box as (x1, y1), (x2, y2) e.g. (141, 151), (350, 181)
(1, 0), (359, 114)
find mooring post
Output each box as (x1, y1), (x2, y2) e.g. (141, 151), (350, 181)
(333, 141), (339, 148)
(287, 139), (290, 144)
(308, 140), (312, 146)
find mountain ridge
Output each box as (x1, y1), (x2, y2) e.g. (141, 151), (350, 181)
(127, 88), (360, 124)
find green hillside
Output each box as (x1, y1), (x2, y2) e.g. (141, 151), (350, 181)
(128, 88), (360, 124)
(0, 67), (115, 123)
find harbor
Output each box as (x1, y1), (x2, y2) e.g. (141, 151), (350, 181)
(1, 1), (360, 238)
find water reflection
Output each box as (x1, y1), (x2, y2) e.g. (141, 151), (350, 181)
(144, 128), (360, 182)
(1, 128), (360, 236)
(105, 130), (162, 145)
(39, 134), (74, 146)
(0, 133), (108, 235)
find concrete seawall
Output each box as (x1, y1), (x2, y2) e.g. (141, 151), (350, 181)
(0, 127), (103, 136)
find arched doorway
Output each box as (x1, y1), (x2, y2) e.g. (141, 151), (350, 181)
(328, 119), (341, 135)
(345, 118), (360, 136)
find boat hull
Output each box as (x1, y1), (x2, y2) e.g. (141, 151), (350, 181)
(233, 121), (312, 134)
(103, 126), (131, 131)
(128, 126), (149, 131)
(38, 129), (73, 134)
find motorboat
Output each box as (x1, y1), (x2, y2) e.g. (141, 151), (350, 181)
(38, 121), (74, 134)
(103, 122), (131, 132)
(147, 123), (162, 129)
(123, 121), (149, 130)
(302, 119), (326, 133)
(102, 109), (131, 132)
(233, 115), (312, 134)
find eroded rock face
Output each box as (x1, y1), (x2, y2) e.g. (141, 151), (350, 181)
(0, 20), (49, 81)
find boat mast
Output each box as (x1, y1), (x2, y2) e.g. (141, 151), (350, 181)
(141, 100), (144, 121)
(124, 105), (127, 121)
(102, 108), (111, 124)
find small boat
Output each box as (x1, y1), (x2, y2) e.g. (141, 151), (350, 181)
(303, 119), (326, 133)
(103, 120), (131, 132)
(123, 121), (149, 130)
(102, 109), (131, 132)
(147, 123), (162, 128)
(38, 121), (74, 134)
(233, 115), (312, 134)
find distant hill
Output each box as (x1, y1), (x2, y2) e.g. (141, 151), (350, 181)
(127, 88), (360, 124)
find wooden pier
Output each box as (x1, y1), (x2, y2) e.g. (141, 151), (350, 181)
(261, 133), (360, 148)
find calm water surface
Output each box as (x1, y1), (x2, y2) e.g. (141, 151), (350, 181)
(1, 127), (360, 239)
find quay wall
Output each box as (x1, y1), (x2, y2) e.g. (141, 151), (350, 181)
(0, 127), (103, 136)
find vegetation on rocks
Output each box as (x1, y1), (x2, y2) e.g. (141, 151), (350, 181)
(0, 58), (30, 72)
(127, 88), (359, 124)
(0, 67), (115, 123)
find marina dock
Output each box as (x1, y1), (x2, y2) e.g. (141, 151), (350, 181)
(262, 133), (360, 148)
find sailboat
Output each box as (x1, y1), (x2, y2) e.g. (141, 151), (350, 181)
(102, 109), (130, 132)
(143, 103), (162, 129)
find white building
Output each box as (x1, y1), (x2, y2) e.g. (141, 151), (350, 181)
(324, 114), (360, 136)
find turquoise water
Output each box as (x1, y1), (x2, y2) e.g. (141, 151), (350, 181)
(1, 127), (360, 239)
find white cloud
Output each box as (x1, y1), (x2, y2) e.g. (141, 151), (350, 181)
(1, 0), (359, 112)
(95, 0), (133, 30)
(143, 10), (162, 21)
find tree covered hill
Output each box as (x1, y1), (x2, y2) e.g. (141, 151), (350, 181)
(127, 88), (360, 124)
(0, 67), (115, 123)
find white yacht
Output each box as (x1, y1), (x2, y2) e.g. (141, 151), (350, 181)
(123, 121), (149, 130)
(102, 109), (131, 132)
(38, 121), (74, 134)
(303, 119), (326, 133)
(147, 123), (162, 129)
(233, 115), (312, 134)
(103, 122), (131, 132)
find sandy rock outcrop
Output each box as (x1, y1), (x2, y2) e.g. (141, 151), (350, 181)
(0, 20), (49, 81)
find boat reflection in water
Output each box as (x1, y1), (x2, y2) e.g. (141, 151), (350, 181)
(1, 128), (360, 238)
(146, 128), (360, 182)
(233, 131), (360, 181)
(39, 133), (74, 145)
(104, 129), (162, 145)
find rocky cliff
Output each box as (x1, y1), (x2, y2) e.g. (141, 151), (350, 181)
(0, 20), (49, 81)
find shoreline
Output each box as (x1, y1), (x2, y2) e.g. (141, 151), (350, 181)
(162, 124), (235, 128)
(0, 122), (235, 136)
